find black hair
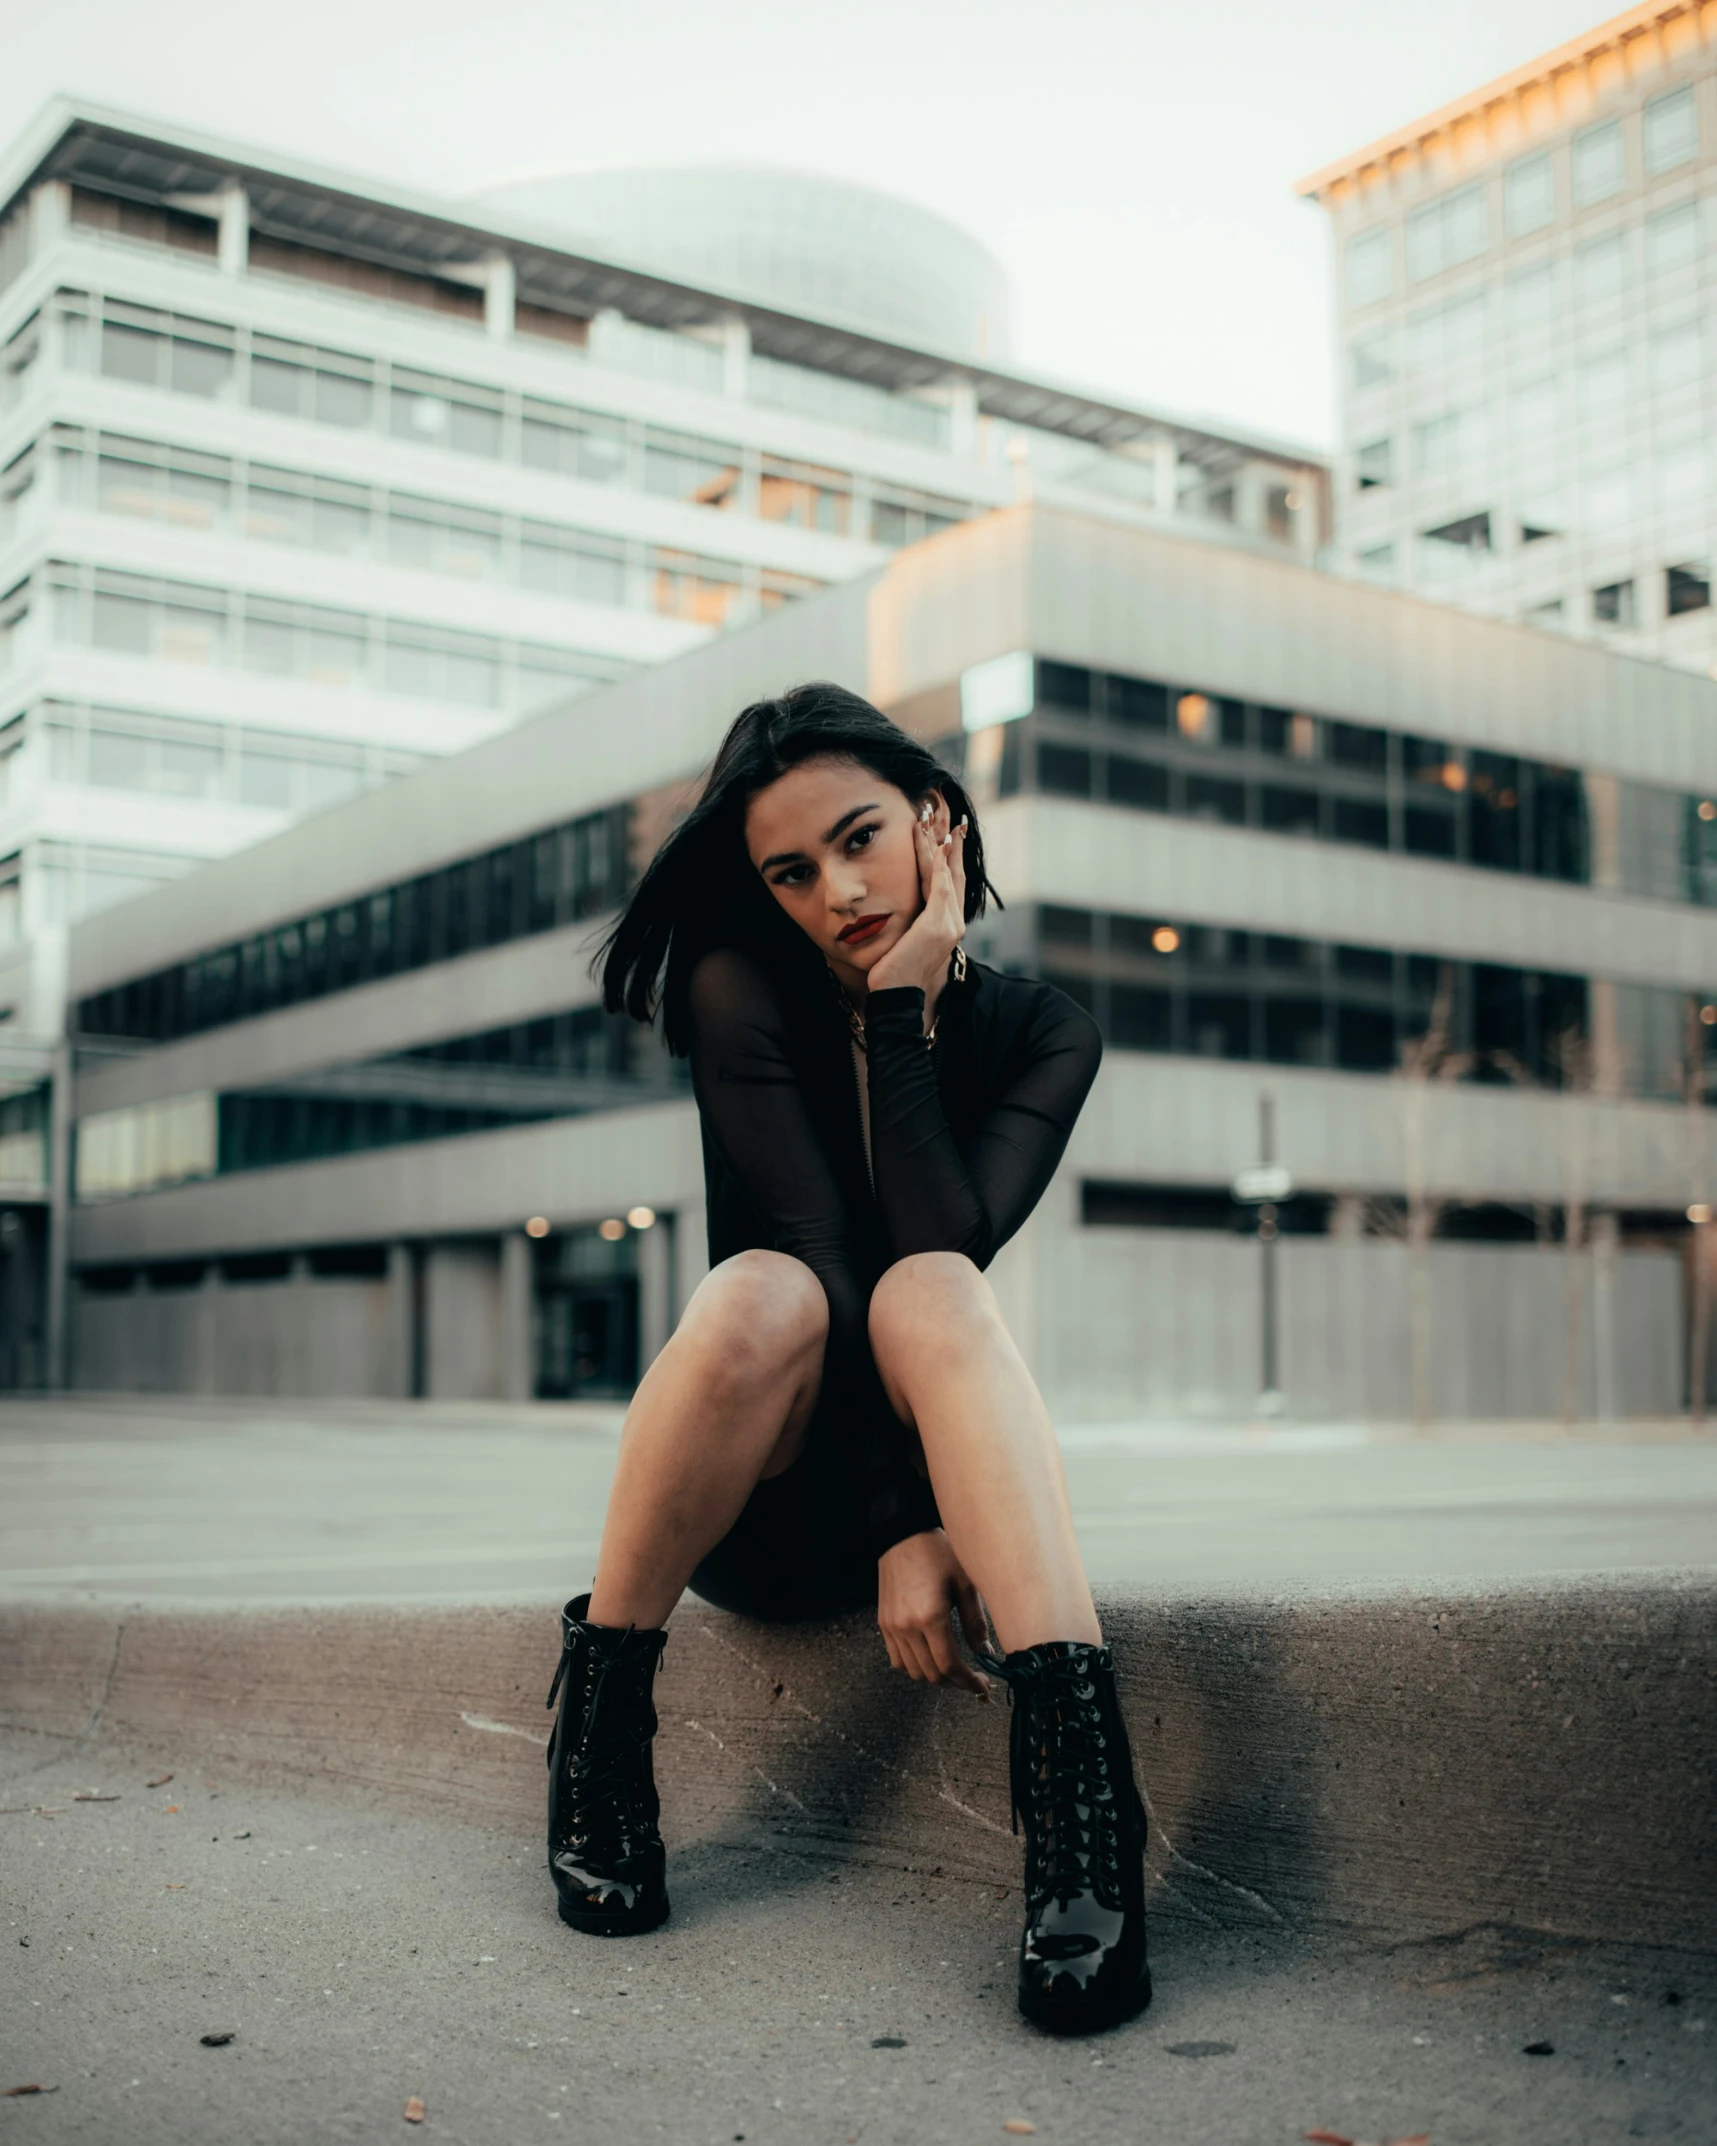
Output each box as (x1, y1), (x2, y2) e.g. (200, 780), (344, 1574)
(597, 681), (1001, 1055)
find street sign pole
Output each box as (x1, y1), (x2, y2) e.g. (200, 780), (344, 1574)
(1231, 1098), (1291, 1416)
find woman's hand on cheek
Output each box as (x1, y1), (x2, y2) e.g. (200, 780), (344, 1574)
(865, 809), (968, 999)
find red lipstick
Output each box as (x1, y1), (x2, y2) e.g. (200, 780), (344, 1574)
(837, 914), (889, 946)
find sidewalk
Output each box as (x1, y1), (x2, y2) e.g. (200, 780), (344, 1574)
(3, 1394), (1714, 1604)
(5, 1731), (1713, 2146)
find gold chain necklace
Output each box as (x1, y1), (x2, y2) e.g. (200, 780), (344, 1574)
(831, 945), (967, 1053)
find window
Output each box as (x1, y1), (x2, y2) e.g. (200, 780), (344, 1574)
(1345, 227), (1393, 307)
(1667, 563), (1711, 616)
(1523, 598), (1566, 630)
(1510, 376), (1558, 442)
(870, 486), (966, 548)
(100, 302), (234, 399)
(1413, 406), (1487, 474)
(89, 439), (232, 532)
(1657, 436), (1709, 508)
(249, 335), (373, 427)
(1405, 291), (1487, 372)
(245, 599), (369, 687)
(1351, 334), (1392, 388)
(1644, 86), (1698, 174)
(642, 431), (740, 509)
(389, 370), (503, 458)
(1571, 120), (1625, 206)
(1574, 232), (1626, 306)
(385, 497), (504, 579)
(648, 549), (745, 626)
(1355, 543), (1396, 582)
(1577, 351), (1628, 417)
(1355, 437), (1393, 488)
(1517, 491), (1563, 542)
(245, 467), (371, 554)
(1647, 201), (1700, 275)
(758, 456), (850, 536)
(1505, 151), (1555, 236)
(1592, 579), (1636, 626)
(1405, 184), (1488, 282)
(1506, 262), (1555, 333)
(520, 399), (629, 483)
(1652, 322), (1703, 392)
(1583, 467), (1634, 527)
(383, 624), (501, 707)
(1422, 511), (1491, 553)
(519, 524), (628, 606)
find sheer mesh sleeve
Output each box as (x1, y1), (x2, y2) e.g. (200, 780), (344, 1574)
(863, 982), (1102, 1267)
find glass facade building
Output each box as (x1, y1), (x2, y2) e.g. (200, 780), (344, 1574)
(1301, 7), (1717, 672)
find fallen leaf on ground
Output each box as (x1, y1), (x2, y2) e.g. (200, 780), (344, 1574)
(72, 1792), (120, 1803)
(403, 2097), (426, 2124)
(163, 1805), (181, 1815)
(200, 2032), (235, 2048)
(164, 1883), (187, 1891)
(1003, 2125), (1036, 2137)
(147, 1774), (174, 1789)
(4, 2086), (57, 2097)
(1305, 2133), (1353, 2145)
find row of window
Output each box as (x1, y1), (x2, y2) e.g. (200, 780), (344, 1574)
(1356, 353), (1711, 493)
(1035, 903), (1714, 1104)
(62, 186), (954, 452)
(961, 658), (1717, 908)
(1346, 87), (1702, 306)
(1358, 542), (1712, 634)
(10, 428), (823, 626)
(37, 561), (620, 714)
(73, 803), (630, 1043)
(27, 698), (421, 813)
(1351, 206), (1710, 385)
(10, 291), (974, 550)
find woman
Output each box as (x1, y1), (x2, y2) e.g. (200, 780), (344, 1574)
(544, 682), (1151, 2035)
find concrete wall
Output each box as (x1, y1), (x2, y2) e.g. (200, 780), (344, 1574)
(1034, 1226), (1684, 1422)
(71, 1264), (396, 1398)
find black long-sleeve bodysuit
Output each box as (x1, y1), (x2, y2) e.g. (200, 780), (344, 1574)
(684, 941), (1102, 1621)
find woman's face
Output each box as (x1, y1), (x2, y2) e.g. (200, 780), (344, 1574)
(744, 754), (948, 984)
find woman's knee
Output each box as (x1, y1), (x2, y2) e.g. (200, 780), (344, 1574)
(681, 1250), (828, 1390)
(868, 1251), (998, 1360)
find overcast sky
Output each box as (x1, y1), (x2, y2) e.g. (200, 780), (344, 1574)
(6, 0), (1613, 449)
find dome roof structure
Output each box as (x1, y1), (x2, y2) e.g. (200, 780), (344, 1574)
(472, 165), (1012, 364)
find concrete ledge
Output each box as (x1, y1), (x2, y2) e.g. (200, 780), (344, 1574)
(3, 1578), (1714, 1953)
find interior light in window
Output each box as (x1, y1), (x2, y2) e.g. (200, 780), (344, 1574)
(627, 1205), (656, 1229)
(598, 1217), (626, 1242)
(1702, 1005), (1717, 1026)
(1176, 693), (1210, 739)
(525, 1215), (551, 1238)
(1151, 926), (1180, 954)
(1699, 801), (1717, 823)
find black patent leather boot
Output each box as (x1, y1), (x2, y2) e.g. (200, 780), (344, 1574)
(545, 1593), (669, 1936)
(990, 1639), (1151, 2033)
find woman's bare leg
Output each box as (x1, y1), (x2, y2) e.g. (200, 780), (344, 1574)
(586, 1250), (827, 1630)
(868, 1252), (1100, 1653)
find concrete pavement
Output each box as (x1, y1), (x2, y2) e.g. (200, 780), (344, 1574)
(4, 1734), (1714, 2146)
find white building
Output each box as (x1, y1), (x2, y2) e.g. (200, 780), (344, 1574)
(0, 106), (1329, 1369)
(1300, 1), (1717, 671)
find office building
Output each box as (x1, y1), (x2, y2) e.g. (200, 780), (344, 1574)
(1300, 2), (1717, 669)
(53, 507), (1717, 1421)
(0, 104), (1329, 1372)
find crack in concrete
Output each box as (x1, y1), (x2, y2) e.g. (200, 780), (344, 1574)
(1140, 1780), (1287, 1924)
(685, 1716), (808, 1814)
(0, 1614), (129, 1787)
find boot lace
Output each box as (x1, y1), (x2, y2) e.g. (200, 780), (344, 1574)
(547, 1630), (666, 1859)
(989, 1656), (1125, 1911)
